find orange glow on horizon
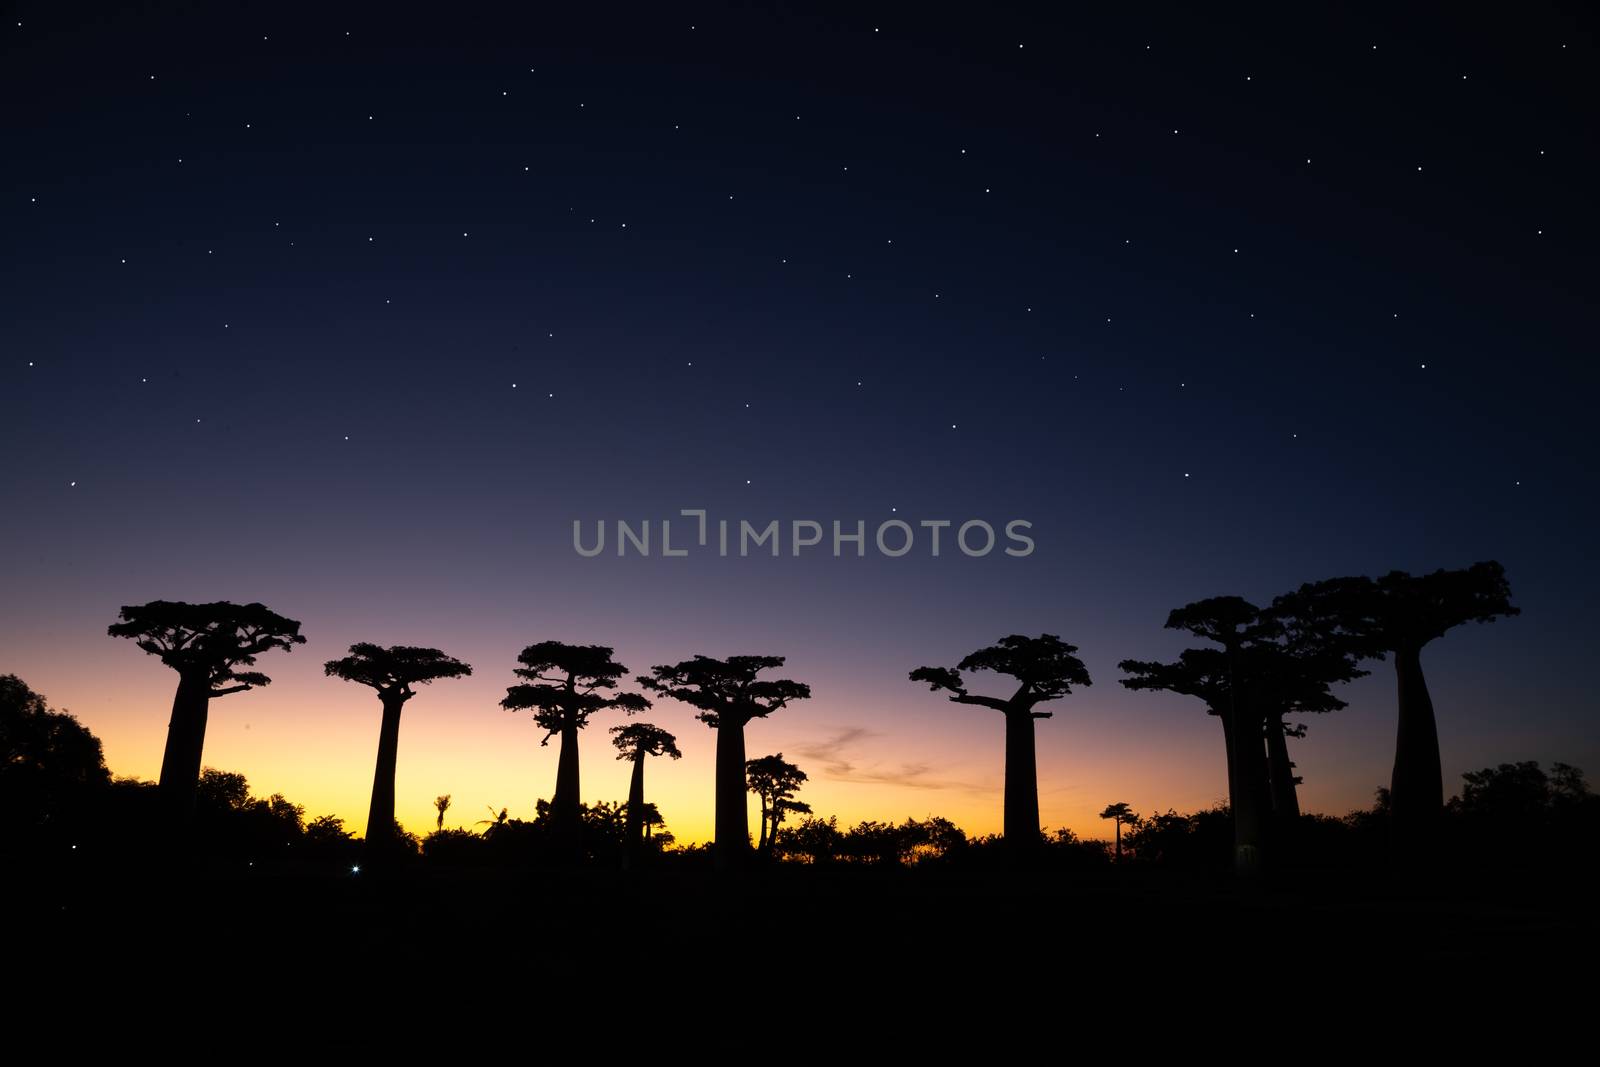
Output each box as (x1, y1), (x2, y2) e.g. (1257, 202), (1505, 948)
(7, 621), (1416, 846)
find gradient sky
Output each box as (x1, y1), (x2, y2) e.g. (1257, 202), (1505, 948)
(4, 3), (1596, 844)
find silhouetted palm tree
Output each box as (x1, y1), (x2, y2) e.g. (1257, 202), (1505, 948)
(435, 794), (452, 832)
(108, 601), (305, 823)
(1284, 562), (1518, 840)
(640, 655), (811, 866)
(746, 754), (810, 853)
(910, 634), (1091, 851)
(501, 642), (649, 839)
(610, 722), (681, 866)
(324, 643), (472, 850)
(1099, 802), (1137, 860)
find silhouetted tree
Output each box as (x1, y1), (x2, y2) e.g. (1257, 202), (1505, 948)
(1120, 649), (1238, 805)
(1124, 593), (1363, 873)
(0, 675), (109, 842)
(778, 814), (843, 864)
(610, 721), (681, 866)
(1288, 562), (1518, 839)
(745, 754), (809, 853)
(501, 643), (649, 840)
(324, 644), (472, 851)
(1100, 802), (1137, 860)
(108, 601), (305, 823)
(640, 803), (672, 846)
(435, 794), (451, 832)
(910, 634), (1091, 851)
(1157, 598), (1267, 872)
(640, 655), (811, 866)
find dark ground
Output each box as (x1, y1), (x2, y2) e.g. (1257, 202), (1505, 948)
(11, 859), (1593, 1047)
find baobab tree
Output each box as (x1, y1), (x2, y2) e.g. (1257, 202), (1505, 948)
(1149, 597), (1268, 873)
(1124, 595), (1365, 869)
(1099, 802), (1137, 861)
(501, 642), (649, 836)
(1286, 562), (1518, 838)
(745, 754), (811, 853)
(910, 634), (1092, 851)
(1247, 611), (1366, 820)
(324, 644), (472, 850)
(1119, 648), (1237, 804)
(108, 600), (305, 822)
(434, 795), (452, 832)
(610, 721), (681, 866)
(639, 655), (811, 865)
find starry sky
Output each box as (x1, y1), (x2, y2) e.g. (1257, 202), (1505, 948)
(4, 3), (1596, 843)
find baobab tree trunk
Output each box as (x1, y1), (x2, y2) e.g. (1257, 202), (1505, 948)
(713, 716), (749, 866)
(1114, 818), (1122, 860)
(1228, 704), (1268, 874)
(1391, 644), (1443, 842)
(158, 670), (211, 824)
(1264, 714), (1301, 820)
(1217, 712), (1237, 810)
(365, 693), (406, 847)
(552, 718), (581, 822)
(1003, 710), (1041, 849)
(623, 752), (646, 868)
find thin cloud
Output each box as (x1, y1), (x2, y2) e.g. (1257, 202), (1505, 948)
(793, 726), (990, 793)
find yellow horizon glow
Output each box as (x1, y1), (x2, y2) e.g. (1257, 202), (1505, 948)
(7, 630), (1407, 846)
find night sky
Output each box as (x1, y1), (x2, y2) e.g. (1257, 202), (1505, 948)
(5, 3), (1596, 842)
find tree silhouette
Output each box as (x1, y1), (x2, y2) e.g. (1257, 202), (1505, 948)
(1, 675), (109, 844)
(910, 634), (1091, 851)
(1255, 594), (1369, 819)
(610, 721), (681, 866)
(1125, 594), (1367, 870)
(745, 754), (810, 853)
(108, 601), (305, 822)
(501, 642), (649, 838)
(639, 655), (811, 866)
(435, 794), (452, 832)
(324, 643), (472, 851)
(1144, 597), (1267, 872)
(1120, 648), (1238, 805)
(1099, 802), (1137, 861)
(1286, 562), (1518, 837)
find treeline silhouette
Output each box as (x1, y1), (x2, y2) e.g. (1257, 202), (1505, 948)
(9, 558), (1593, 879)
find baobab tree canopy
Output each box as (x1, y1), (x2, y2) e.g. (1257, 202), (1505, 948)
(638, 654), (811, 726)
(1285, 561), (1520, 655)
(1164, 596), (1261, 648)
(746, 754), (807, 799)
(911, 633), (1091, 715)
(324, 643), (473, 697)
(611, 721), (682, 761)
(107, 600), (305, 694)
(1119, 648), (1232, 715)
(501, 642), (650, 742)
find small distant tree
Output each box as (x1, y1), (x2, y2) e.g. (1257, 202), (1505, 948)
(324, 643), (472, 851)
(1099, 802), (1137, 861)
(610, 722), (681, 866)
(108, 601), (305, 822)
(778, 815), (843, 864)
(434, 794), (452, 832)
(745, 754), (810, 853)
(911, 634), (1091, 851)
